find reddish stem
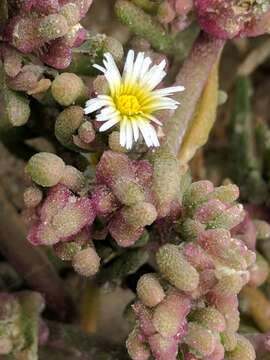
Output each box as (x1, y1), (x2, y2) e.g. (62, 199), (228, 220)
(163, 32), (225, 156)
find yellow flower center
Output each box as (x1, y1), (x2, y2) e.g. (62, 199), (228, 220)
(116, 95), (141, 116)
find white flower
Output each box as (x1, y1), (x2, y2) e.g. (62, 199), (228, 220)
(84, 50), (184, 149)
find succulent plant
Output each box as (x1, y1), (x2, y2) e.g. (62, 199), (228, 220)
(0, 1), (270, 359)
(127, 180), (258, 359)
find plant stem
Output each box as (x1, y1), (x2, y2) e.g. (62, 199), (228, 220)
(162, 33), (225, 157)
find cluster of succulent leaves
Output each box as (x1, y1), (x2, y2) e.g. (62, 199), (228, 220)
(1, 0), (270, 360)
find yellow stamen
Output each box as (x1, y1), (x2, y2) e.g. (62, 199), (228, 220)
(116, 94), (141, 116)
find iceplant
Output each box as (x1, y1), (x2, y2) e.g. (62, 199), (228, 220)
(84, 50), (184, 149)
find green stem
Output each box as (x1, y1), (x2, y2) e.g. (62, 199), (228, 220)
(228, 76), (267, 203)
(115, 0), (198, 58)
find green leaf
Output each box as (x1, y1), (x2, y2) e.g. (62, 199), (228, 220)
(99, 249), (149, 283)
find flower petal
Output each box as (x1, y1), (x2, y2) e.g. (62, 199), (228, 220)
(132, 52), (145, 82)
(96, 108), (119, 121)
(120, 118), (127, 148)
(140, 56), (152, 79)
(137, 119), (153, 147)
(141, 60), (167, 90)
(93, 64), (106, 73)
(147, 123), (160, 147)
(99, 117), (120, 132)
(131, 118), (140, 142)
(125, 119), (133, 149)
(152, 85), (185, 96)
(84, 98), (107, 114)
(123, 49), (135, 80)
(103, 53), (121, 86)
(144, 113), (163, 126)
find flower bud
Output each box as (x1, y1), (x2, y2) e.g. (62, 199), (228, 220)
(78, 121), (95, 144)
(126, 328), (150, 360)
(156, 244), (199, 291)
(136, 274), (165, 308)
(23, 186), (43, 208)
(225, 335), (255, 360)
(184, 322), (216, 357)
(60, 165), (85, 192)
(152, 292), (190, 337)
(122, 202), (157, 228)
(38, 14), (69, 41)
(190, 306), (226, 332)
(27, 152), (65, 187)
(51, 73), (86, 106)
(72, 247), (100, 276)
(55, 106), (84, 148)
